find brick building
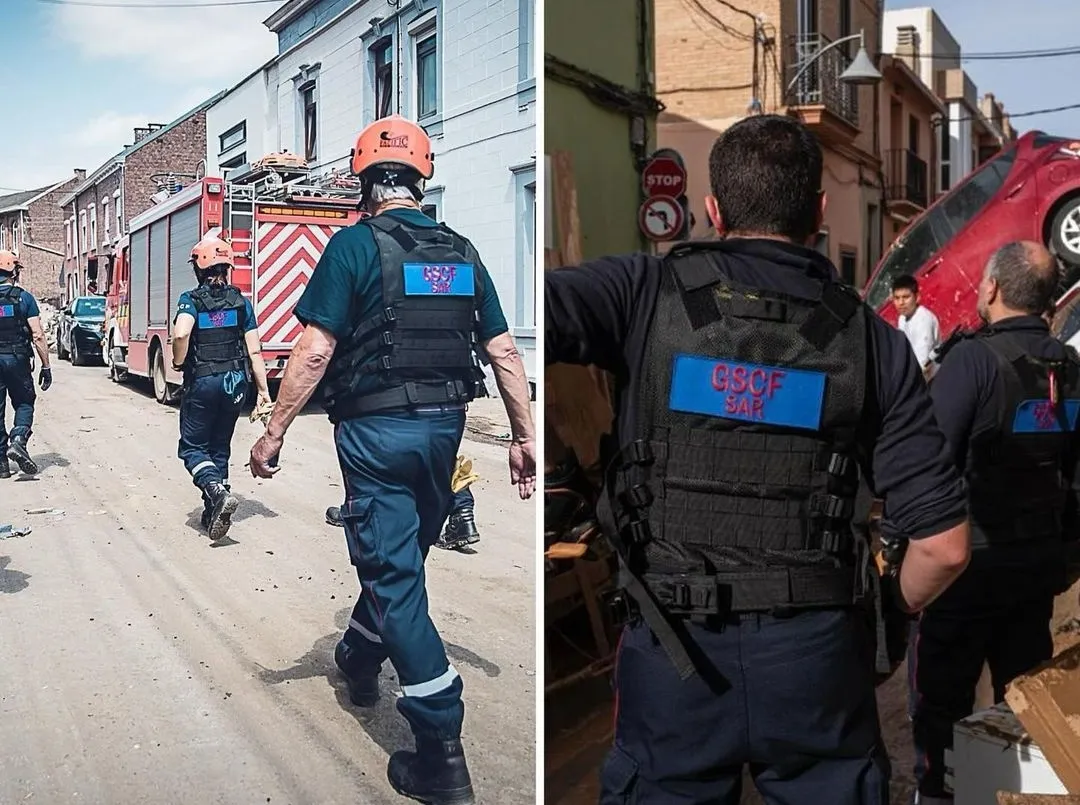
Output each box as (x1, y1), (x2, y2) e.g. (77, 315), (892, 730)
(58, 93), (224, 304)
(0, 171), (85, 301)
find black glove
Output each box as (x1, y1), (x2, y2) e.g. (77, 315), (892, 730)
(39, 367), (52, 391)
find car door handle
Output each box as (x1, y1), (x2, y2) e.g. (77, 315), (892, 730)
(924, 258), (942, 275)
(1005, 181), (1027, 199)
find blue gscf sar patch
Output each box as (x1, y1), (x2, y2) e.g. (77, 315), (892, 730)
(0, 304), (14, 318)
(403, 263), (475, 296)
(668, 353), (827, 431)
(197, 309), (239, 329)
(1012, 399), (1080, 433)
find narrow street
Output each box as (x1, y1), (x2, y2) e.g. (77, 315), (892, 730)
(0, 362), (536, 805)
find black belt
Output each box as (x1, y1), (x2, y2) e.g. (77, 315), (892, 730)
(192, 359), (247, 379)
(645, 565), (856, 617)
(330, 379), (472, 421)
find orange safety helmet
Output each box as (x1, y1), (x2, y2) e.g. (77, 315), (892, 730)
(0, 249), (19, 273)
(190, 237), (234, 271)
(350, 115), (434, 180)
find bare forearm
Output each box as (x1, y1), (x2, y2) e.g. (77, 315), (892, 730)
(265, 348), (329, 439)
(487, 336), (534, 442)
(172, 336), (189, 368)
(898, 521), (971, 612)
(33, 333), (50, 368)
(245, 336), (270, 396)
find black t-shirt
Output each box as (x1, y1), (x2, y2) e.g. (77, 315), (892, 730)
(545, 237), (968, 542)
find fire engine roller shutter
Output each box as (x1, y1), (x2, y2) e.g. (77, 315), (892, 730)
(168, 204), (200, 332)
(129, 227), (149, 341)
(148, 219), (168, 327)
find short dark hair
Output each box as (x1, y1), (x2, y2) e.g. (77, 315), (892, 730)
(892, 274), (918, 294)
(708, 115), (823, 242)
(986, 242), (1059, 315)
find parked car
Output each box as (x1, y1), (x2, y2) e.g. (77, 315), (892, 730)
(864, 131), (1080, 337)
(57, 295), (106, 366)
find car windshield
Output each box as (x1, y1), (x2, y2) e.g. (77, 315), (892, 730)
(74, 297), (105, 317)
(864, 144), (1019, 309)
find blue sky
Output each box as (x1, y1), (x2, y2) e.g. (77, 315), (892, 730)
(884, 0), (1079, 134)
(0, 0), (278, 193)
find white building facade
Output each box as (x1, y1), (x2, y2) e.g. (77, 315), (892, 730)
(205, 0), (538, 385)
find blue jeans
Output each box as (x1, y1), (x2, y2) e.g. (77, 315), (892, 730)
(452, 486), (474, 510)
(0, 354), (36, 454)
(602, 609), (890, 805)
(335, 406), (466, 741)
(177, 371), (248, 502)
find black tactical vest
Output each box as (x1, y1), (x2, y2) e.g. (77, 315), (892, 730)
(0, 283), (31, 358)
(186, 284), (249, 379)
(322, 215), (483, 422)
(597, 242), (871, 677)
(965, 327), (1080, 547)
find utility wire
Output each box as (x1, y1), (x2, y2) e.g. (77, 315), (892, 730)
(881, 45), (1080, 61)
(939, 101), (1080, 125)
(35, 0), (281, 8)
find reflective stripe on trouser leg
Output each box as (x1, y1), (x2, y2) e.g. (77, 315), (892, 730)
(335, 409), (467, 740)
(177, 377), (225, 488)
(342, 589), (390, 673)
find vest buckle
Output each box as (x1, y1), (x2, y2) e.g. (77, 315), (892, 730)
(383, 306), (397, 323)
(622, 440), (655, 468)
(827, 453), (852, 478)
(380, 355), (393, 371)
(619, 483), (654, 510)
(623, 519), (651, 546)
(403, 382), (420, 404)
(381, 331), (394, 346)
(811, 494), (852, 520)
(445, 381), (462, 402)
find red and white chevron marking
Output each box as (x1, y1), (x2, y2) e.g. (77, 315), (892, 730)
(254, 222), (338, 347)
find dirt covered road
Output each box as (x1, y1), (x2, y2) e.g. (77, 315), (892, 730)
(0, 362), (536, 804)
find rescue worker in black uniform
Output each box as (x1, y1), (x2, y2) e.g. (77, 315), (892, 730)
(249, 115), (535, 805)
(172, 238), (271, 542)
(909, 241), (1080, 804)
(0, 249), (51, 478)
(545, 114), (972, 804)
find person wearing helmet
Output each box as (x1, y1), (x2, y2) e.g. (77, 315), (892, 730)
(0, 250), (51, 478)
(172, 237), (271, 542)
(249, 114), (535, 804)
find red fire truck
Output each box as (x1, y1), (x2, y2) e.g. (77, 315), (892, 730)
(102, 161), (363, 403)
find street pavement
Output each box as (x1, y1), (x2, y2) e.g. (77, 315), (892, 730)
(0, 361), (537, 804)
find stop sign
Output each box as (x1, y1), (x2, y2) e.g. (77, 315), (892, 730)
(642, 156), (686, 198)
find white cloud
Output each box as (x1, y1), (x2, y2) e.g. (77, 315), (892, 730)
(49, 0), (278, 83)
(73, 111), (150, 149)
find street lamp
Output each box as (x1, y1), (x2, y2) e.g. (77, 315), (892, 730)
(785, 29), (882, 97)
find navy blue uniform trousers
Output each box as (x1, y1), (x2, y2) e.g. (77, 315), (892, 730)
(0, 354), (36, 454)
(335, 405), (467, 741)
(177, 371), (248, 504)
(907, 547), (1057, 798)
(602, 608), (890, 805)
(452, 486), (474, 510)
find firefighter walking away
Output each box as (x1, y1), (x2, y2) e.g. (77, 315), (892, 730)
(249, 114), (535, 805)
(0, 250), (52, 478)
(172, 238), (272, 542)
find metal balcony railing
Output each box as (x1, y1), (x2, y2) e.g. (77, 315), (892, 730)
(787, 33), (860, 126)
(884, 148), (929, 208)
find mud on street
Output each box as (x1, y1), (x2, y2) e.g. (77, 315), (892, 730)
(0, 362), (536, 805)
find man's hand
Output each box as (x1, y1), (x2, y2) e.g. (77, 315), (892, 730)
(509, 437), (536, 500)
(38, 367), (52, 391)
(250, 432), (283, 478)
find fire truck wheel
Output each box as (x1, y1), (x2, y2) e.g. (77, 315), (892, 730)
(152, 346), (180, 406)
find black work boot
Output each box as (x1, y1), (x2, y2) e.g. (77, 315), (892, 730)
(326, 506), (344, 527)
(435, 508), (480, 551)
(333, 639), (380, 707)
(387, 738), (475, 805)
(204, 481), (238, 542)
(0, 456), (10, 479)
(7, 434), (38, 476)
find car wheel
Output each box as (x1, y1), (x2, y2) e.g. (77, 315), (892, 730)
(71, 338), (82, 367)
(152, 347), (180, 405)
(1050, 195), (1080, 269)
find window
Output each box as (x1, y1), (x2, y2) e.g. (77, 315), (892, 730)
(219, 121), (247, 154)
(11, 219), (18, 253)
(866, 207), (954, 308)
(421, 203), (439, 221)
(416, 34), (438, 119)
(938, 145), (1018, 236)
(908, 115), (919, 155)
(300, 83), (317, 161)
(374, 40), (393, 119)
(103, 197), (111, 241)
(65, 220), (71, 257)
(521, 182), (536, 327)
(89, 204), (97, 249)
(74, 297), (106, 317)
(221, 153), (247, 172)
(79, 210), (88, 255)
(940, 124), (952, 192)
(839, 248), (857, 286)
(114, 191), (122, 235)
